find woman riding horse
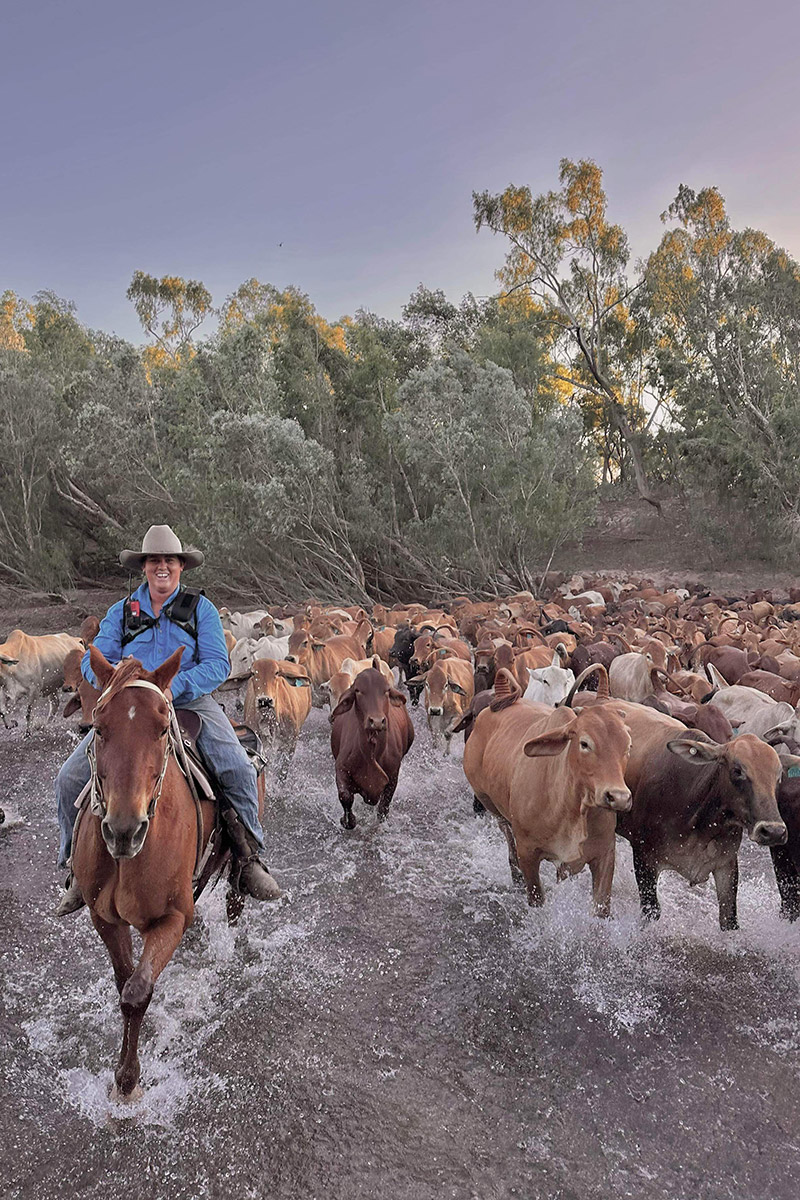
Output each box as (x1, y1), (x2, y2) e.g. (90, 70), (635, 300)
(55, 524), (282, 914)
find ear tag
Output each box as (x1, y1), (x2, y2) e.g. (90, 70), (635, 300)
(788, 766), (800, 778)
(689, 747), (697, 756)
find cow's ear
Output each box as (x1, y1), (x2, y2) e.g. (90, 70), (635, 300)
(63, 694), (81, 717)
(89, 645), (116, 689)
(666, 738), (721, 764)
(331, 687), (356, 719)
(389, 688), (407, 707)
(406, 673), (428, 685)
(523, 728), (573, 757)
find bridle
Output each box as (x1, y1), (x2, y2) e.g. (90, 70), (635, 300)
(88, 679), (174, 823)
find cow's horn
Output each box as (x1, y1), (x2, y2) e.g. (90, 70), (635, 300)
(560, 663), (609, 708)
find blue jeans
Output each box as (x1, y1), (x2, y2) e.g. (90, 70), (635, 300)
(56, 693), (263, 868)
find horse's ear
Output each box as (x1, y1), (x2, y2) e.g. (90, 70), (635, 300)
(90, 645), (116, 689)
(149, 646), (185, 694)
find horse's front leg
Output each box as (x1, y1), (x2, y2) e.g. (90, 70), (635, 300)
(116, 908), (187, 1097)
(90, 913), (137, 1092)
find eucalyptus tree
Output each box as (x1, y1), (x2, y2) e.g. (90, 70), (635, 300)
(645, 184), (800, 539)
(474, 159), (658, 508)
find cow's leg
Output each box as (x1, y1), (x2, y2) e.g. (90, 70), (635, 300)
(497, 816), (524, 887)
(770, 845), (800, 921)
(336, 769), (357, 830)
(24, 704), (33, 738)
(276, 731), (298, 785)
(377, 776), (399, 822)
(588, 845), (616, 919)
(713, 858), (739, 931)
(632, 847), (660, 921)
(473, 795), (486, 815)
(515, 838), (545, 906)
(116, 909), (187, 1096)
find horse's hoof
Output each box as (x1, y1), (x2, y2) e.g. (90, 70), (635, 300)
(110, 1082), (143, 1104)
(340, 813), (356, 830)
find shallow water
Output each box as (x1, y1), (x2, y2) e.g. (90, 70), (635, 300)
(2, 705), (800, 1199)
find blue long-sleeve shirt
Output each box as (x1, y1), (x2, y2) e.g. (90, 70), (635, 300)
(81, 582), (230, 706)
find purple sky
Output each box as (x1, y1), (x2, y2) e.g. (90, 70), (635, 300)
(3, 0), (799, 342)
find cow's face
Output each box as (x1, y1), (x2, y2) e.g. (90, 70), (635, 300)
(286, 630), (311, 664)
(667, 733), (786, 845)
(423, 666), (469, 717)
(523, 707), (632, 812)
(331, 668), (405, 732)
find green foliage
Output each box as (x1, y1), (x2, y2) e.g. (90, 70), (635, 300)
(10, 161), (800, 596)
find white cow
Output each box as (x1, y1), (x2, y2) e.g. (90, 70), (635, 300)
(229, 634), (291, 679)
(522, 657), (575, 706)
(708, 683), (800, 745)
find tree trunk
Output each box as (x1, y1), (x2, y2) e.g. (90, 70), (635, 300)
(574, 325), (662, 513)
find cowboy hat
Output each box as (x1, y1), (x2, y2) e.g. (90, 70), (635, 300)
(119, 524), (204, 570)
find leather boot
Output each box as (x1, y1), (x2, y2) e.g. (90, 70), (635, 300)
(55, 874), (86, 917)
(222, 808), (283, 902)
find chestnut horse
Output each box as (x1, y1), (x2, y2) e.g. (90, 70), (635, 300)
(71, 645), (232, 1099)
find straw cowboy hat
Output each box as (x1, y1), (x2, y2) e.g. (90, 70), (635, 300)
(119, 524), (204, 570)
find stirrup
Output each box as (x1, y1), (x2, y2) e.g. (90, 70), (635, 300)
(55, 875), (86, 917)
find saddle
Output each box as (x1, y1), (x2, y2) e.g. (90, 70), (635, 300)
(174, 709), (267, 795)
(171, 711), (267, 899)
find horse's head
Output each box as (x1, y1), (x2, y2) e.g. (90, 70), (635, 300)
(89, 645), (184, 861)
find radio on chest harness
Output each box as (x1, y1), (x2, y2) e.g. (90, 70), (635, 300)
(122, 587), (205, 654)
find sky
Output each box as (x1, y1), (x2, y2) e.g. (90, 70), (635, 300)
(3, 0), (800, 343)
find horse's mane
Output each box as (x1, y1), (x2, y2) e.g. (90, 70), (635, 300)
(99, 656), (148, 705)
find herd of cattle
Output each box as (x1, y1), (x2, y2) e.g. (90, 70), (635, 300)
(5, 573), (800, 929)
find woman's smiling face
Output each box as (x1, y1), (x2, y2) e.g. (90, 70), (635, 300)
(144, 554), (184, 600)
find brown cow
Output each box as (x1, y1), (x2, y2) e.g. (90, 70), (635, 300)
(618, 729), (786, 929)
(286, 629), (366, 704)
(242, 658), (313, 781)
(79, 615), (101, 645)
(463, 670), (632, 916)
(564, 677), (787, 929)
(408, 657), (475, 753)
(330, 667), (414, 828)
(321, 655), (394, 712)
(62, 647), (100, 729)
